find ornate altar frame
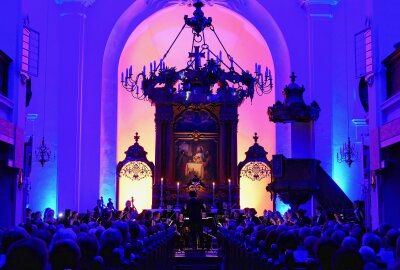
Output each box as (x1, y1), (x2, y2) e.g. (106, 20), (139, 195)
(152, 103), (240, 209)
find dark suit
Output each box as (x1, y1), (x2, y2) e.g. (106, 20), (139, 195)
(187, 197), (206, 249)
(93, 206), (103, 220)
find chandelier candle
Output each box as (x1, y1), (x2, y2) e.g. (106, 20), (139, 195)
(228, 179), (231, 207)
(212, 182), (215, 207)
(176, 182), (180, 207)
(160, 177), (164, 209)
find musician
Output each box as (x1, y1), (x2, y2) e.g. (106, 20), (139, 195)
(93, 198), (104, 220)
(44, 208), (57, 225)
(122, 199), (138, 221)
(186, 190), (206, 250)
(174, 212), (190, 249)
(162, 204), (175, 224)
(248, 208), (261, 225)
(107, 198), (116, 212)
(313, 206), (327, 226)
(69, 211), (80, 226)
(152, 211), (161, 226)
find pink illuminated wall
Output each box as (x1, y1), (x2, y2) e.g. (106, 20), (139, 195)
(118, 4), (275, 212)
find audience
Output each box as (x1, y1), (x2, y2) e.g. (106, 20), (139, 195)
(1, 203), (399, 270)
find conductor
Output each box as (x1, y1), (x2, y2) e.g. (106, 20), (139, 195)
(186, 190), (206, 250)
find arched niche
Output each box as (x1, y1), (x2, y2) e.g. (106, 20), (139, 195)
(101, 0), (291, 201)
(238, 133), (272, 213)
(116, 133), (154, 212)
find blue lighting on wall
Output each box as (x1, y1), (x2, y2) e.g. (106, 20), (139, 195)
(276, 197), (290, 214)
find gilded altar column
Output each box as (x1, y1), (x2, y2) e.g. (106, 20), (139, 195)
(220, 105), (239, 208)
(154, 105), (173, 208)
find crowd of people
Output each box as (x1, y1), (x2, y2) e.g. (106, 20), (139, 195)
(0, 196), (399, 270)
(219, 206), (400, 270)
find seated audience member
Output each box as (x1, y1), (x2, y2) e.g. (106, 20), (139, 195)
(112, 220), (130, 245)
(77, 234), (103, 270)
(331, 230), (346, 247)
(341, 236), (360, 250)
(32, 229), (53, 247)
(1, 227), (30, 252)
(304, 235), (318, 259)
(99, 228), (123, 268)
(331, 248), (363, 270)
(50, 228), (77, 251)
(362, 232), (382, 255)
(5, 238), (48, 270)
(50, 239), (81, 270)
(277, 231), (298, 255)
(359, 246), (377, 265)
(314, 237), (338, 270)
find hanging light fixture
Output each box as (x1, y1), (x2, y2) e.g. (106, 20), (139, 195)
(35, 136), (51, 167)
(336, 5), (358, 168)
(35, 8), (52, 167)
(337, 137), (358, 167)
(120, 0), (273, 106)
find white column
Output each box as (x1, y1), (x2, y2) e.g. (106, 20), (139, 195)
(57, 0), (89, 212)
(303, 0), (339, 175)
(302, 0), (340, 215)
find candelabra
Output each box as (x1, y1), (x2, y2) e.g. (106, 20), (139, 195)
(337, 137), (358, 167)
(35, 136), (51, 167)
(121, 0), (272, 106)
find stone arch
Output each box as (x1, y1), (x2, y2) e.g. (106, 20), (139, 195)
(100, 0), (291, 199)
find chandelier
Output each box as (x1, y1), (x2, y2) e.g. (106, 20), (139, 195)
(337, 137), (358, 167)
(121, 0), (272, 106)
(35, 136), (51, 167)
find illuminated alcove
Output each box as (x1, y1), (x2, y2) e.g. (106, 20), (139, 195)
(117, 3), (276, 211)
(118, 174), (152, 213)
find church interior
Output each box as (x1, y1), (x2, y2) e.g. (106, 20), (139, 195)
(1, 0), (400, 269)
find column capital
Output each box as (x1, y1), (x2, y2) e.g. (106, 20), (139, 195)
(55, 0), (95, 8)
(299, 0), (341, 18)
